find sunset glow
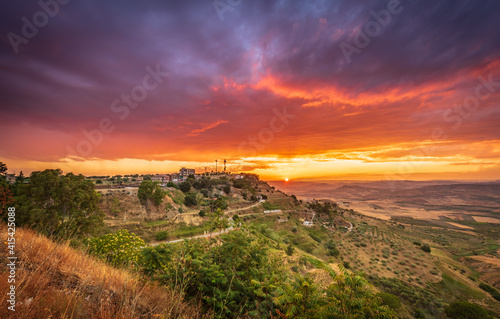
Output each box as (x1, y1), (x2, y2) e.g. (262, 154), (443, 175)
(1, 1), (499, 181)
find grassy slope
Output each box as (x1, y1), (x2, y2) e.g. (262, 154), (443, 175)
(0, 225), (209, 319)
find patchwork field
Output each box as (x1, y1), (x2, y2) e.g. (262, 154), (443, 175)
(269, 180), (500, 224)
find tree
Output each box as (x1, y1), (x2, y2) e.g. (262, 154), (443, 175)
(15, 171), (25, 184)
(179, 181), (191, 193)
(0, 175), (14, 218)
(15, 169), (103, 240)
(0, 162), (7, 175)
(208, 196), (228, 213)
(444, 301), (490, 319)
(223, 184), (231, 194)
(96, 179), (103, 184)
(184, 193), (197, 206)
(166, 181), (178, 189)
(275, 275), (323, 318)
(320, 269), (397, 318)
(210, 208), (229, 233)
(138, 180), (166, 216)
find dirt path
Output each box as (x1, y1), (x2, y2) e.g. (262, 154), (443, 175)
(147, 227), (235, 246)
(173, 202), (262, 221)
(225, 202), (262, 214)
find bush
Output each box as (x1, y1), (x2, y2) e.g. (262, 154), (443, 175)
(198, 210), (207, 217)
(166, 181), (179, 189)
(179, 181), (191, 193)
(343, 261), (350, 269)
(310, 234), (322, 243)
(286, 244), (295, 256)
(155, 230), (169, 241)
(413, 309), (426, 318)
(479, 282), (500, 301)
(376, 292), (401, 310)
(328, 248), (340, 257)
(85, 230), (144, 267)
(421, 244), (431, 253)
(291, 226), (298, 233)
(444, 301), (490, 319)
(184, 193), (197, 206)
(223, 185), (231, 194)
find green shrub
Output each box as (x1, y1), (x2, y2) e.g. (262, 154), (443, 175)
(179, 181), (191, 193)
(328, 248), (340, 257)
(85, 230), (144, 267)
(155, 230), (169, 241)
(413, 309), (426, 318)
(444, 301), (490, 319)
(310, 234), (322, 243)
(479, 282), (500, 301)
(421, 244), (431, 253)
(376, 292), (401, 310)
(166, 181), (179, 189)
(286, 244), (295, 256)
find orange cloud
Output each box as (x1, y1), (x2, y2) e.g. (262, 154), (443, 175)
(188, 120), (228, 136)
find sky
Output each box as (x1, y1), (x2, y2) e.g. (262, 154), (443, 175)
(1, 0), (500, 181)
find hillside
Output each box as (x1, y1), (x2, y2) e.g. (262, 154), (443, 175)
(0, 225), (208, 319)
(3, 174), (500, 318)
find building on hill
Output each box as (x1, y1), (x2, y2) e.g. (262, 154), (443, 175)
(171, 173), (180, 183)
(5, 174), (16, 183)
(179, 167), (195, 179)
(151, 174), (171, 185)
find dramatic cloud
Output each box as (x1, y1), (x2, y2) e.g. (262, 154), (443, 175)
(0, 0), (499, 179)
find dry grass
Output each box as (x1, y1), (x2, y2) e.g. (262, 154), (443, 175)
(0, 224), (209, 319)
